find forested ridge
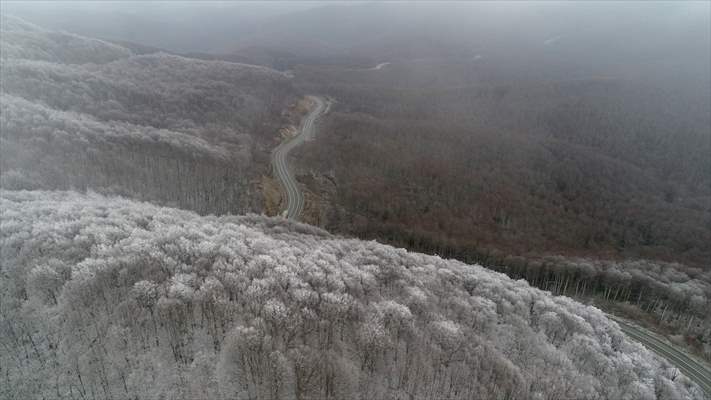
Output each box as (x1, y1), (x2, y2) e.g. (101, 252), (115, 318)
(0, 15), (296, 214)
(293, 59), (711, 361)
(278, 6), (711, 363)
(296, 63), (710, 267)
(1, 190), (707, 399)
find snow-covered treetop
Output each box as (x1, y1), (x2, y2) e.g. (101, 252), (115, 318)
(1, 189), (704, 399)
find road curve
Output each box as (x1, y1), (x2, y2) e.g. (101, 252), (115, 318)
(271, 96), (328, 220)
(610, 316), (711, 396)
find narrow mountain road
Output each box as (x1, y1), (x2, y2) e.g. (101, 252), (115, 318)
(271, 96), (328, 220)
(610, 316), (711, 396)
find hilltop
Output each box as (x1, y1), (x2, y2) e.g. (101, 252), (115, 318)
(0, 190), (705, 399)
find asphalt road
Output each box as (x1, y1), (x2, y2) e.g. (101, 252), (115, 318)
(271, 96), (327, 220)
(611, 316), (711, 396)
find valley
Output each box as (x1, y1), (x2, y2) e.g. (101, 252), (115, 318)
(1, 3), (710, 399)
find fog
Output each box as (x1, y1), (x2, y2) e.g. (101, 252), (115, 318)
(1, 1), (323, 52)
(4, 1), (708, 88)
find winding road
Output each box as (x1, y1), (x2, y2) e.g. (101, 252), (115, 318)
(271, 96), (328, 220)
(610, 316), (711, 396)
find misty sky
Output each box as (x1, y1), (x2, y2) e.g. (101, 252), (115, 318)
(3, 1), (709, 93)
(3, 1), (708, 54)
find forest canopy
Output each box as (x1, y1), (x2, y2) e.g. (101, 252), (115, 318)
(0, 189), (706, 399)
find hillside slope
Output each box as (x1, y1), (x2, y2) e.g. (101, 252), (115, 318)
(0, 14), (132, 64)
(0, 16), (295, 214)
(0, 189), (705, 399)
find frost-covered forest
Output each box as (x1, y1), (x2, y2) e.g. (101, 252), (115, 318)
(494, 256), (711, 358)
(0, 15), (295, 214)
(1, 190), (707, 399)
(1, 6), (711, 399)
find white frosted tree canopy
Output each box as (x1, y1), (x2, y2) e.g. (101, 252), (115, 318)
(0, 190), (703, 399)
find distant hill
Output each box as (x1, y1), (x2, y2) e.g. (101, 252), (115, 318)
(0, 2), (316, 53)
(230, 2), (710, 90)
(0, 15), (132, 64)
